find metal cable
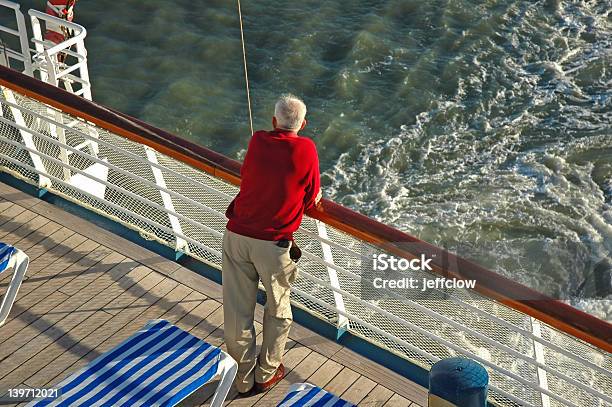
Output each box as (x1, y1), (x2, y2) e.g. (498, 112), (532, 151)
(237, 0), (254, 136)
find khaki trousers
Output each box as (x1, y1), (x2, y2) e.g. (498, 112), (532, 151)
(222, 229), (298, 392)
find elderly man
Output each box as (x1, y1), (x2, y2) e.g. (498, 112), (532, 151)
(223, 94), (321, 394)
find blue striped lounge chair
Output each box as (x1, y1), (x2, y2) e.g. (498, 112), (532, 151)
(0, 242), (29, 327)
(277, 383), (356, 407)
(27, 319), (237, 407)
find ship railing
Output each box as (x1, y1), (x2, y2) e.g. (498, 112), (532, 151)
(0, 66), (609, 407)
(0, 2), (90, 100)
(0, 0), (32, 75)
(28, 9), (91, 101)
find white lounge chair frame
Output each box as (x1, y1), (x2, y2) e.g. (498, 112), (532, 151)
(0, 247), (28, 327)
(208, 351), (238, 407)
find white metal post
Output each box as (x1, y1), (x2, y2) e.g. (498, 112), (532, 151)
(29, 13), (49, 83)
(50, 110), (71, 181)
(13, 2), (32, 76)
(316, 220), (349, 335)
(74, 39), (91, 100)
(145, 146), (190, 255)
(0, 86), (51, 188)
(531, 317), (551, 407)
(0, 1), (32, 75)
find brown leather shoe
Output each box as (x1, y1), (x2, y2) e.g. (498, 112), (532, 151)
(254, 364), (285, 393)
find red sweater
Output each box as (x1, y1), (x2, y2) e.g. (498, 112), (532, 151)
(226, 129), (320, 241)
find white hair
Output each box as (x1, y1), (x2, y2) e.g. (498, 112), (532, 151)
(274, 94), (307, 131)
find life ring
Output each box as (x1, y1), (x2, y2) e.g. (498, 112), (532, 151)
(44, 0), (76, 44)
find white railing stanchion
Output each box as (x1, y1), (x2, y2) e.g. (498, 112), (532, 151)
(14, 2), (32, 75)
(145, 146), (189, 256)
(316, 220), (349, 336)
(531, 317), (550, 407)
(74, 40), (91, 100)
(50, 108), (71, 181)
(0, 1), (32, 75)
(0, 86), (51, 189)
(29, 13), (48, 82)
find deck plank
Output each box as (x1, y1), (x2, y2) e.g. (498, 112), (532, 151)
(0, 235), (96, 339)
(3, 226), (75, 282)
(29, 198), (181, 277)
(0, 182), (40, 209)
(360, 384), (395, 406)
(3, 310), (114, 392)
(31, 272), (176, 389)
(175, 299), (223, 335)
(331, 347), (429, 405)
(384, 393), (416, 406)
(23, 265), (157, 388)
(258, 350), (330, 407)
(341, 375), (378, 405)
(0, 254), (133, 358)
(0, 252), (125, 385)
(305, 358), (344, 388)
(286, 321), (342, 359)
(0, 200), (14, 216)
(4, 233), (89, 308)
(4, 258), (138, 386)
(0, 214), (50, 247)
(250, 348), (323, 406)
(324, 367), (361, 398)
(2, 219), (63, 282)
(225, 338), (305, 407)
(1, 239), (107, 327)
(0, 290), (69, 347)
(11, 219), (62, 251)
(0, 182), (427, 407)
(0, 207), (38, 238)
(0, 203), (27, 229)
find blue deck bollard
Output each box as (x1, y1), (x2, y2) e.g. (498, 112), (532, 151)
(429, 357), (488, 407)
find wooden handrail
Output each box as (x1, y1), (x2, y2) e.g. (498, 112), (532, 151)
(1, 65), (610, 352)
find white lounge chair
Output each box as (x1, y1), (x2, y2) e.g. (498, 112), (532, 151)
(277, 383), (356, 407)
(27, 319), (237, 407)
(0, 242), (29, 327)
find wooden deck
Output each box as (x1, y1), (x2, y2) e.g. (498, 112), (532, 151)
(0, 180), (428, 407)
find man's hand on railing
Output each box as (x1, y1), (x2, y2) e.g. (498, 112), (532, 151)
(314, 188), (323, 208)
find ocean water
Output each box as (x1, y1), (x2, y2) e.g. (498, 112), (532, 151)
(10, 0), (612, 319)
